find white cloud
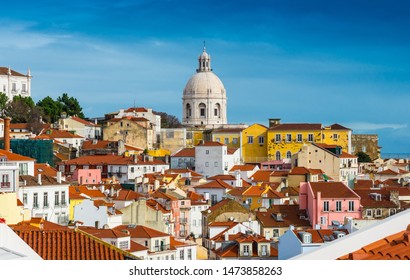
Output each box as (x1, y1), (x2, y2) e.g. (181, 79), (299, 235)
(346, 122), (408, 131)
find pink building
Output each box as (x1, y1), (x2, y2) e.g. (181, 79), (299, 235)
(299, 182), (361, 229)
(73, 169), (102, 185)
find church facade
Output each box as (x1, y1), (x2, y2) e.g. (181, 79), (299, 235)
(0, 67), (32, 100)
(182, 48), (227, 128)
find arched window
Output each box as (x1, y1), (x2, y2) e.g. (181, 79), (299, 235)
(214, 103), (221, 117)
(286, 151), (292, 159)
(275, 151), (281, 160)
(199, 103), (206, 117)
(186, 103), (191, 118)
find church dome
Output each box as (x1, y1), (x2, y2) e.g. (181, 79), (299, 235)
(183, 71), (225, 96)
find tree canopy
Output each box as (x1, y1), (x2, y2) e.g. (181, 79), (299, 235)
(356, 151), (372, 162)
(36, 93), (85, 122)
(153, 111), (182, 128)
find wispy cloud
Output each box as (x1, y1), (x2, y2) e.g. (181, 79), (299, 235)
(346, 122), (408, 131)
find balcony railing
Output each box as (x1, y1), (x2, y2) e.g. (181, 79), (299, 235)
(154, 244), (171, 252)
(1, 182), (11, 188)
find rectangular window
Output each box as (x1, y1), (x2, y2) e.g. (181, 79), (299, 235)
(33, 193), (38, 208)
(248, 136), (253, 144)
(59, 165), (65, 172)
(375, 209), (382, 217)
(348, 201), (354, 212)
(119, 241), (129, 250)
(61, 191), (66, 206)
(214, 108), (218, 116)
(206, 150), (209, 154)
(320, 216), (327, 225)
(216, 137), (220, 142)
(336, 201), (342, 212)
(308, 134), (314, 142)
(297, 134), (302, 142)
(323, 201), (329, 212)
(366, 209), (372, 217)
(224, 138), (229, 144)
(180, 250), (184, 260)
(22, 83), (27, 92)
(70, 165), (76, 172)
(261, 245), (268, 256)
(243, 245), (250, 256)
(188, 248), (192, 260)
(55, 191), (59, 206)
(214, 161), (218, 167)
(258, 136), (264, 144)
(23, 193), (27, 205)
(43, 192), (48, 207)
(275, 134), (281, 142)
(286, 134), (292, 142)
(333, 133), (338, 140)
(12, 83), (16, 91)
(205, 162), (209, 167)
(200, 108), (205, 117)
(211, 194), (217, 205)
(232, 138), (238, 144)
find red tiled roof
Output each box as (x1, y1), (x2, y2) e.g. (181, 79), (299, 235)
(339, 152), (357, 158)
(377, 169), (399, 175)
(227, 148), (239, 155)
(268, 123), (322, 131)
(0, 67), (27, 77)
(330, 123), (351, 130)
(125, 107), (148, 113)
(207, 174), (236, 181)
(250, 170), (273, 182)
(354, 189), (398, 208)
(69, 186), (105, 200)
(354, 180), (374, 189)
(227, 187), (247, 196)
(338, 225), (410, 260)
(146, 199), (170, 214)
(293, 229), (349, 244)
(289, 167), (311, 175)
(212, 128), (244, 133)
(194, 179), (233, 190)
(256, 205), (310, 228)
(38, 129), (84, 139)
(62, 154), (167, 166)
(113, 189), (145, 201)
(114, 225), (170, 238)
(196, 141), (224, 147)
(34, 163), (58, 177)
(70, 116), (98, 127)
(10, 123), (29, 130)
(172, 148), (195, 157)
(129, 241), (148, 252)
(309, 182), (360, 199)
(0, 149), (35, 161)
(10, 225), (136, 260)
(230, 165), (257, 172)
(82, 140), (115, 150)
(79, 227), (130, 238)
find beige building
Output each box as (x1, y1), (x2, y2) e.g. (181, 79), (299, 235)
(351, 134), (381, 160)
(58, 116), (101, 139)
(0, 192), (31, 224)
(159, 128), (187, 154)
(292, 143), (358, 187)
(103, 117), (154, 149)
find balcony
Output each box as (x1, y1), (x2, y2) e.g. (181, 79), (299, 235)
(1, 182), (10, 188)
(179, 218), (187, 224)
(154, 244), (171, 252)
(259, 251), (269, 257)
(179, 230), (187, 237)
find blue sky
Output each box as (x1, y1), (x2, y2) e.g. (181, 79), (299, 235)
(1, 0), (410, 153)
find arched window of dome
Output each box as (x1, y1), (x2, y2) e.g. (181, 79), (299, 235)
(286, 151), (292, 159)
(186, 104), (192, 118)
(276, 151), (281, 160)
(199, 103), (206, 118)
(214, 103), (221, 117)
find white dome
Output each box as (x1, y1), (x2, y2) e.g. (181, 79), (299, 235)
(183, 71), (225, 96)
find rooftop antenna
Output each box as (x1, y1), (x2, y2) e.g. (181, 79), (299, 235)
(203, 40), (206, 52)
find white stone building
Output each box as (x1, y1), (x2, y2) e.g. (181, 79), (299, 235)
(195, 141), (241, 178)
(0, 67), (31, 101)
(182, 48), (227, 127)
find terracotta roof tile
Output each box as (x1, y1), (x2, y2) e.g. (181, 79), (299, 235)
(34, 163), (58, 177)
(0, 149), (35, 161)
(70, 116), (98, 127)
(256, 205), (311, 228)
(194, 179), (233, 190)
(269, 123), (322, 131)
(250, 170), (272, 182)
(229, 165), (258, 172)
(0, 67), (27, 76)
(309, 182), (360, 199)
(207, 174), (236, 181)
(114, 225), (170, 238)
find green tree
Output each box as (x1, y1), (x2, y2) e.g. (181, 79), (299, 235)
(37, 96), (63, 123)
(153, 111), (182, 128)
(0, 92), (9, 117)
(57, 93), (85, 118)
(356, 151), (372, 162)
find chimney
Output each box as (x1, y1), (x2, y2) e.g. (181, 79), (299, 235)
(37, 174), (42, 185)
(4, 117), (11, 152)
(57, 171), (62, 184)
(224, 232), (229, 241)
(269, 118), (281, 128)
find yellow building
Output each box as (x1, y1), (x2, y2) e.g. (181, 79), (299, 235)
(211, 128), (243, 149)
(241, 124), (268, 163)
(0, 192), (30, 224)
(266, 119), (351, 161)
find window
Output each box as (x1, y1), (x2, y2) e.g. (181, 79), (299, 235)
(366, 209), (372, 217)
(362, 146), (367, 153)
(258, 136), (264, 145)
(19, 163), (28, 175)
(188, 248), (192, 260)
(33, 193), (38, 208)
(214, 108), (218, 116)
(286, 151), (292, 159)
(43, 192), (48, 207)
(286, 134), (292, 142)
(336, 201), (342, 212)
(61, 191), (66, 206)
(119, 241), (129, 250)
(275, 134), (281, 142)
(224, 138), (229, 144)
(211, 194), (218, 205)
(261, 245), (268, 256)
(180, 250), (184, 260)
(23, 193), (27, 205)
(70, 165), (76, 172)
(333, 133), (338, 140)
(390, 209), (396, 216)
(323, 201), (329, 212)
(308, 134), (314, 142)
(297, 134), (302, 142)
(55, 192), (59, 206)
(199, 103), (206, 117)
(206, 150), (209, 155)
(12, 83), (16, 92)
(348, 201), (354, 212)
(216, 138), (220, 142)
(186, 104), (191, 118)
(205, 162), (209, 167)
(131, 167), (134, 173)
(320, 216), (327, 225)
(275, 151), (281, 160)
(375, 209), (382, 217)
(232, 138), (238, 144)
(59, 165), (65, 172)
(243, 245), (250, 256)
(248, 136), (253, 144)
(214, 161), (218, 167)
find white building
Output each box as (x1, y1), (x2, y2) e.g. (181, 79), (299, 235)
(18, 173), (70, 225)
(195, 141), (241, 178)
(0, 149), (35, 176)
(189, 201), (210, 238)
(0, 67), (31, 101)
(73, 199), (122, 229)
(58, 116), (101, 139)
(182, 47), (227, 127)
